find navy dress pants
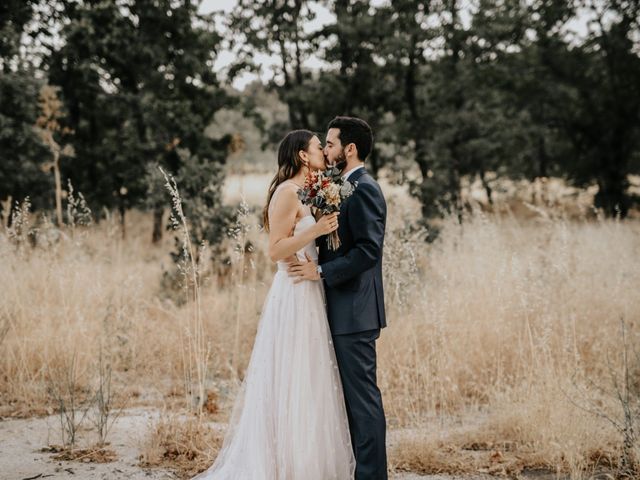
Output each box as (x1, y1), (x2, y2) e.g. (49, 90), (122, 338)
(332, 328), (387, 480)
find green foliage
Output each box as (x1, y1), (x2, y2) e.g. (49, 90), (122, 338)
(228, 0), (317, 128)
(45, 0), (231, 219)
(0, 1), (52, 214)
(0, 72), (51, 211)
(170, 149), (233, 256)
(2, 0), (640, 233)
(229, 0), (640, 220)
(539, 0), (640, 216)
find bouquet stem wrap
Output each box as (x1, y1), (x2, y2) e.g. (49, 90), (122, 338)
(328, 230), (341, 250)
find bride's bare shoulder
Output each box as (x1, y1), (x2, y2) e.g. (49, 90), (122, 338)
(269, 183), (300, 216)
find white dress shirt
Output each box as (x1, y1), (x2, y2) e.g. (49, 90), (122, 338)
(342, 164), (364, 181)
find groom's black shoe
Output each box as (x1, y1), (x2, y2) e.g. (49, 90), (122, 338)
(333, 328), (387, 480)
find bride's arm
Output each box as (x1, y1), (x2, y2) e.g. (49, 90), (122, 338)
(268, 187), (336, 263)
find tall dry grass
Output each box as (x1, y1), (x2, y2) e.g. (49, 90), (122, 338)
(380, 206), (640, 476)
(1, 180), (639, 477)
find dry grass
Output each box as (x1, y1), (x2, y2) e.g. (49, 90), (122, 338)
(386, 386), (622, 477)
(1, 176), (639, 477)
(41, 444), (118, 463)
(381, 212), (640, 416)
(139, 412), (223, 478)
(380, 194), (640, 476)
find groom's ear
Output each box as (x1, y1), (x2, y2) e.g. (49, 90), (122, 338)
(346, 143), (357, 158)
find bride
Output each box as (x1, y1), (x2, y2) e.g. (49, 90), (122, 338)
(193, 130), (356, 480)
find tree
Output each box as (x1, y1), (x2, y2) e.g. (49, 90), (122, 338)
(559, 0), (640, 216)
(375, 0), (437, 202)
(228, 0), (316, 129)
(310, 0), (392, 175)
(394, 0), (482, 224)
(35, 84), (75, 226)
(0, 0), (51, 223)
(520, 0), (640, 216)
(46, 0), (231, 238)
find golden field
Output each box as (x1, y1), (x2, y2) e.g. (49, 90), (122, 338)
(1, 173), (639, 479)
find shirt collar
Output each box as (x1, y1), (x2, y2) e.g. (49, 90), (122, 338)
(342, 164), (364, 181)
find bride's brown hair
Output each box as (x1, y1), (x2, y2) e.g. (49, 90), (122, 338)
(263, 129), (315, 232)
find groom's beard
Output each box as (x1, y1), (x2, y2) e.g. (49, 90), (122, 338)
(333, 150), (347, 171)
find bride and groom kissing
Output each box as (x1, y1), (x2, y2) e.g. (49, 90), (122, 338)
(194, 116), (388, 480)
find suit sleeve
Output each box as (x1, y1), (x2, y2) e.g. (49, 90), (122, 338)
(320, 182), (386, 288)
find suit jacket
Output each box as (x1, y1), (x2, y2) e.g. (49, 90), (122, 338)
(318, 167), (387, 336)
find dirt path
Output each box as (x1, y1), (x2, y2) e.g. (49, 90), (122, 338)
(0, 407), (174, 479)
(0, 407), (555, 480)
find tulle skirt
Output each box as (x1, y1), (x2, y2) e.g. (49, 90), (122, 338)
(193, 268), (356, 480)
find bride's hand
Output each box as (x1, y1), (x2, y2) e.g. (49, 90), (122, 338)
(314, 212), (339, 237)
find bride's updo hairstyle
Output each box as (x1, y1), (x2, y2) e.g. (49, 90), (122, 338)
(263, 129), (315, 232)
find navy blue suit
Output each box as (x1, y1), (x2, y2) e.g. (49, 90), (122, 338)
(318, 167), (388, 480)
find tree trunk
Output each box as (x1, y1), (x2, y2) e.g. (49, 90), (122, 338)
(4, 196), (14, 228)
(405, 37), (431, 181)
(335, 0), (353, 113)
(446, 0), (464, 224)
(291, 2), (309, 128)
(480, 169), (493, 206)
(537, 135), (548, 178)
(275, 34), (298, 128)
(119, 204), (126, 239)
(595, 172), (630, 218)
(53, 152), (63, 227)
(449, 146), (463, 224)
(152, 207), (164, 244)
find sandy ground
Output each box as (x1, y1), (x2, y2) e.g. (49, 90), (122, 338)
(1, 407), (564, 480)
(0, 407), (176, 479)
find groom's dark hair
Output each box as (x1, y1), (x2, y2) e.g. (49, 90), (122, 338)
(327, 116), (373, 161)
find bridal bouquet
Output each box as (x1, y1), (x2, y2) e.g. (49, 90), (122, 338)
(297, 166), (356, 250)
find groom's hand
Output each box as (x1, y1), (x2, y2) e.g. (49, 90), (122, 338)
(287, 253), (320, 283)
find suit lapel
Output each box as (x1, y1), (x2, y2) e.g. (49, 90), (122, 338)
(341, 167), (366, 212)
(339, 167), (366, 219)
(346, 167), (367, 185)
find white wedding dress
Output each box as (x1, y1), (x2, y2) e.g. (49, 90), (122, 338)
(193, 184), (355, 480)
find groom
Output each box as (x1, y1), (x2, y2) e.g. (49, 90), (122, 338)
(288, 116), (388, 479)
